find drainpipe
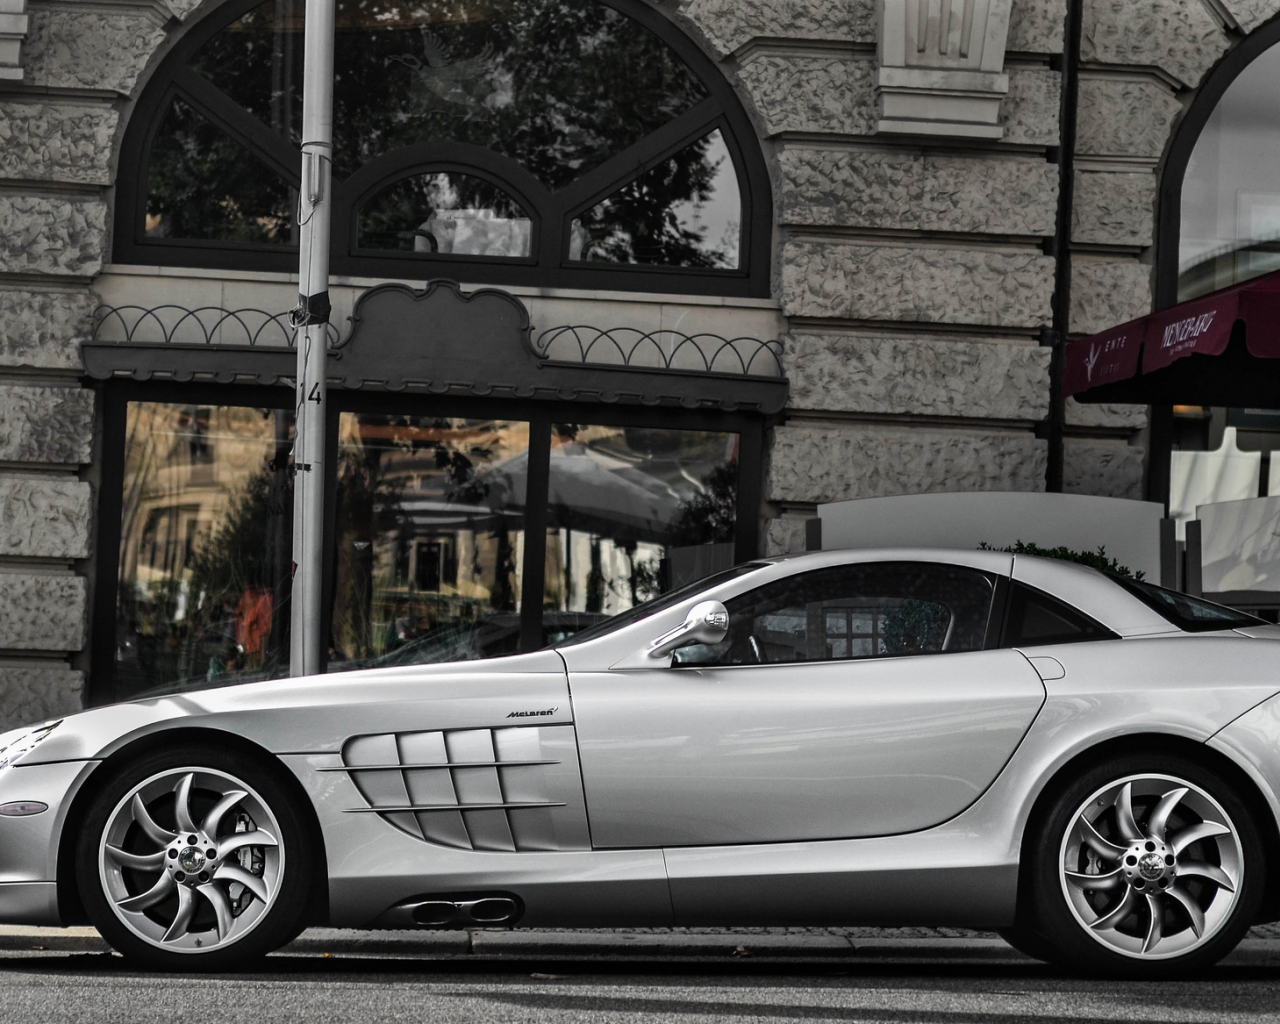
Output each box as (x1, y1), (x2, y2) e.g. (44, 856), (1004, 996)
(290, 0), (336, 677)
(1045, 0), (1084, 492)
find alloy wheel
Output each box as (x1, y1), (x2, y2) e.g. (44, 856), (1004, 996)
(1059, 773), (1242, 960)
(97, 767), (284, 954)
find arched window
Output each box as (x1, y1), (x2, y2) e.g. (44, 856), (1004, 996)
(115, 0), (770, 296)
(1169, 26), (1280, 302)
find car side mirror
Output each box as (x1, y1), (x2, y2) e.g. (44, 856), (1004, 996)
(647, 600), (729, 659)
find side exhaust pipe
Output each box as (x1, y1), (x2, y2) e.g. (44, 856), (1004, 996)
(375, 894), (522, 929)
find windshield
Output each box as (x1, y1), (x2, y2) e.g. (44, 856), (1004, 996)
(552, 562), (768, 648)
(1107, 574), (1264, 632)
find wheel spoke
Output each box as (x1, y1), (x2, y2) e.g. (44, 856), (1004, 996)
(1116, 782), (1142, 842)
(1171, 820), (1231, 856)
(1147, 786), (1189, 842)
(1168, 883), (1206, 938)
(1142, 893), (1164, 954)
(214, 863), (269, 904)
(201, 789), (248, 838)
(1079, 815), (1126, 859)
(1090, 886), (1138, 932)
(173, 773), (197, 835)
(1065, 868), (1124, 891)
(116, 871), (175, 914)
(198, 883), (234, 941)
(162, 885), (196, 943)
(217, 829), (277, 857)
(131, 794), (177, 845)
(105, 845), (166, 872)
(1178, 860), (1236, 892)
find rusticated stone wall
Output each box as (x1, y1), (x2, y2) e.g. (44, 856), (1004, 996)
(0, 0), (124, 728)
(783, 335), (1051, 421)
(0, 667), (85, 728)
(769, 425), (1049, 505)
(685, 0), (1066, 551)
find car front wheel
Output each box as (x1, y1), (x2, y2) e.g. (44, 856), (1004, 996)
(75, 744), (313, 970)
(1028, 753), (1264, 977)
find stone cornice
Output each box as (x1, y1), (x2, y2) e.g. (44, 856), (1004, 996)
(876, 0), (1015, 139)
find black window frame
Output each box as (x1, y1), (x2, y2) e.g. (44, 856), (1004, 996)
(113, 0), (772, 298)
(89, 378), (768, 706)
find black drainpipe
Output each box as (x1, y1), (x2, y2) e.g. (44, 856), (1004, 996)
(1044, 0), (1084, 492)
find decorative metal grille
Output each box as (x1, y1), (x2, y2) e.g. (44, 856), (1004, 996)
(90, 305), (342, 348)
(534, 325), (784, 378)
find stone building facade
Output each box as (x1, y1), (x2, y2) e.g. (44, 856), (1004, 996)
(0, 0), (1273, 728)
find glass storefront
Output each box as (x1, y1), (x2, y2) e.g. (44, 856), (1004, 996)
(109, 401), (747, 697)
(542, 424), (738, 630)
(115, 403), (294, 697)
(330, 415), (530, 669)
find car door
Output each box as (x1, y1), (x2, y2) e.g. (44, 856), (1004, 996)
(568, 560), (1047, 848)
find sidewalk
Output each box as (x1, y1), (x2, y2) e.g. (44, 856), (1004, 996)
(3, 924), (1280, 961)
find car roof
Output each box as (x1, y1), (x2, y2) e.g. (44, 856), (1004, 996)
(764, 547), (1179, 637)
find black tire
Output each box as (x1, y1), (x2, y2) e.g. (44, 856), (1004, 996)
(75, 743), (314, 971)
(997, 925), (1063, 965)
(1025, 752), (1264, 978)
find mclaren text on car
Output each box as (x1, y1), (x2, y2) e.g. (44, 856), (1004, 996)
(2, 548), (1280, 976)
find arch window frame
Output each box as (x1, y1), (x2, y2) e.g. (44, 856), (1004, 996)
(1157, 17), (1280, 310)
(1148, 16), (1280, 507)
(114, 0), (772, 297)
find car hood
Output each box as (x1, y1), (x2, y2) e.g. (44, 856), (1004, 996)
(21, 649), (570, 764)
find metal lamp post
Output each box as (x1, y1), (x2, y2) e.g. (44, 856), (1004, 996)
(290, 0), (336, 677)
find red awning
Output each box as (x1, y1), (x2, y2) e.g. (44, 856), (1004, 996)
(1064, 269), (1280, 403)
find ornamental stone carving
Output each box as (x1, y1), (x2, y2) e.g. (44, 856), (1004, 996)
(876, 0), (1015, 138)
(0, 0), (28, 80)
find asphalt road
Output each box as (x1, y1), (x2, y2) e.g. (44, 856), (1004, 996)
(3, 942), (1280, 1024)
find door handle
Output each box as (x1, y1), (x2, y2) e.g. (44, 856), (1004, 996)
(1026, 656), (1065, 681)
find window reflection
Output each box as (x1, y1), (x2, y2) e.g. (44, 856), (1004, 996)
(673, 564), (995, 667)
(187, 0), (706, 187)
(569, 130), (741, 268)
(116, 404), (294, 699)
(542, 424), (738, 636)
(330, 415), (529, 669)
(1180, 43), (1280, 299)
(358, 172), (532, 257)
(145, 98), (296, 244)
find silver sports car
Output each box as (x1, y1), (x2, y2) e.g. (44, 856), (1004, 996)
(3, 548), (1280, 976)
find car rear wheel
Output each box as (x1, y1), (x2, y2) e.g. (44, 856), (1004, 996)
(1028, 753), (1263, 977)
(75, 744), (313, 970)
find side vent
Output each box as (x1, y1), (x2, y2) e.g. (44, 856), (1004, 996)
(331, 724), (587, 851)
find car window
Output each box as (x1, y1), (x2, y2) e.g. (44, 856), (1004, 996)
(1105, 574), (1264, 632)
(673, 562), (997, 666)
(1001, 581), (1117, 648)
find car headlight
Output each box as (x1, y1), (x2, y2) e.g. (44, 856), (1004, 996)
(0, 721), (61, 770)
